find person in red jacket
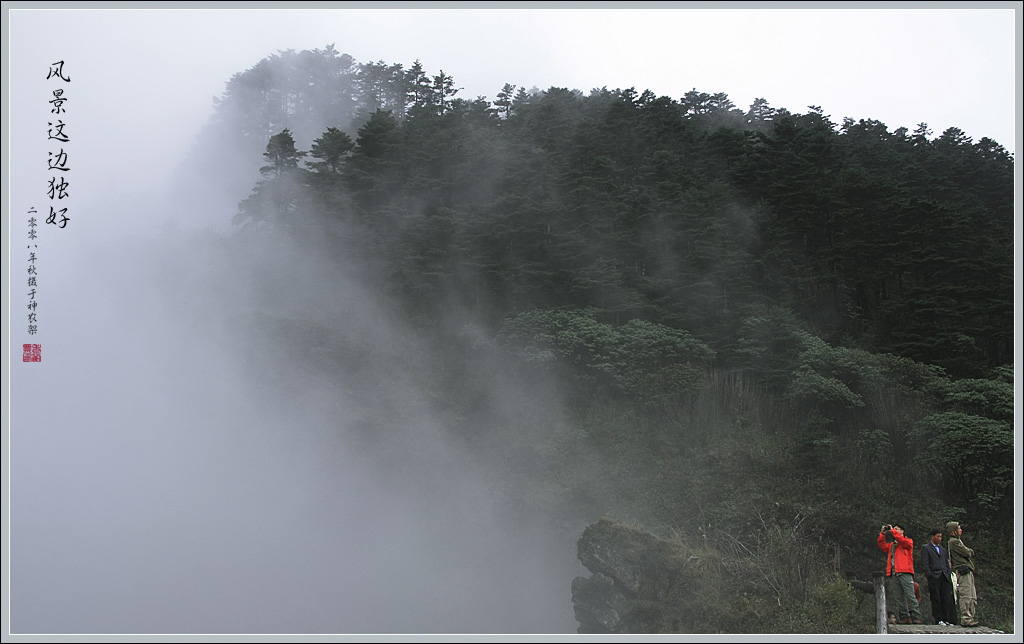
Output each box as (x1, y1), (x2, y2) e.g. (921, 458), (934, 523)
(878, 524), (923, 624)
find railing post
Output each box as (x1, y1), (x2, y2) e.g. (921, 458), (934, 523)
(873, 571), (888, 634)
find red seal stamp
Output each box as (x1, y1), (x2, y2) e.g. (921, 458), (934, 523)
(23, 344), (42, 362)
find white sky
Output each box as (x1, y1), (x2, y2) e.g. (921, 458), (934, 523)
(5, 2), (1020, 200)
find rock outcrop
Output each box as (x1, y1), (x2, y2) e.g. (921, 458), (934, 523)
(571, 517), (694, 634)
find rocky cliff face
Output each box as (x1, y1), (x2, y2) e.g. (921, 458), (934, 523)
(571, 517), (696, 634)
(569, 516), (891, 635)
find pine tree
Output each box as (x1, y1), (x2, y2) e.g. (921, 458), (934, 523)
(235, 129), (308, 227)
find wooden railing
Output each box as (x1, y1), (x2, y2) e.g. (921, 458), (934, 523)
(873, 571), (888, 634)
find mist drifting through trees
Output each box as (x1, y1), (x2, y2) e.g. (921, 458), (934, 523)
(10, 44), (1016, 635)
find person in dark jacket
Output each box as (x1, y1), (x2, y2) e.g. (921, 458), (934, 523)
(877, 524), (923, 624)
(920, 528), (957, 624)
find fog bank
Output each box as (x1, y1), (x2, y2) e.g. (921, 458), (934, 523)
(11, 213), (583, 634)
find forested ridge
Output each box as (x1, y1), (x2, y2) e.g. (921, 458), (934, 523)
(182, 46), (1016, 633)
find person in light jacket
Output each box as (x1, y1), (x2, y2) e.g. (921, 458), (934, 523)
(877, 524), (923, 624)
(946, 521), (978, 627)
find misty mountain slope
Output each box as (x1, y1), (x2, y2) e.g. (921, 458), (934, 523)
(179, 48), (1012, 632)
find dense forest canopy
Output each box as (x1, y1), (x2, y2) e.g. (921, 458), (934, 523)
(177, 45), (1015, 633)
(202, 45), (1013, 378)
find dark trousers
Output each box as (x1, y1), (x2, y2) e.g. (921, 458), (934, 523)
(926, 574), (957, 624)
